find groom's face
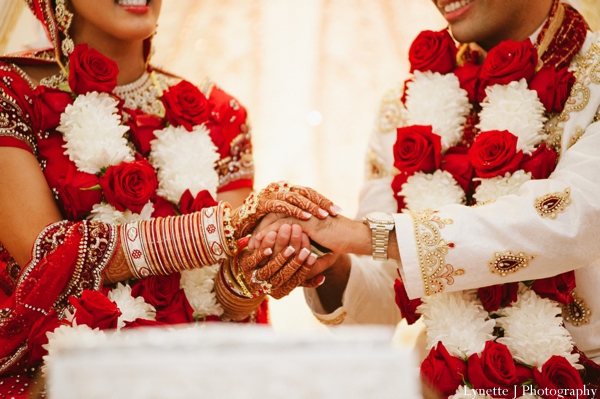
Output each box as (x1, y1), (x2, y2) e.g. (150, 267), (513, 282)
(430, 0), (533, 50)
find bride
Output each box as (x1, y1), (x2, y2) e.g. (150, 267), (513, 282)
(0, 0), (336, 395)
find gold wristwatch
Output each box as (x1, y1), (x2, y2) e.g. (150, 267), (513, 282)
(363, 212), (395, 261)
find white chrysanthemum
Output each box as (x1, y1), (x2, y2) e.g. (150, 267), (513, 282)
(473, 170), (532, 204)
(477, 80), (547, 154)
(405, 71), (472, 151)
(417, 290), (495, 358)
(108, 283), (156, 329)
(450, 386), (494, 399)
(87, 201), (155, 225)
(57, 92), (133, 174)
(399, 170), (465, 212)
(43, 323), (107, 375)
(180, 265), (224, 319)
(496, 290), (580, 370)
(150, 124), (220, 203)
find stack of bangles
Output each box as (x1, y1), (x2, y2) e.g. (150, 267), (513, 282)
(215, 237), (268, 321)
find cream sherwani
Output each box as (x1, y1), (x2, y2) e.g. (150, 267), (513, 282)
(305, 30), (600, 362)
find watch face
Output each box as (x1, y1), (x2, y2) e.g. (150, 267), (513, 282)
(367, 212), (394, 223)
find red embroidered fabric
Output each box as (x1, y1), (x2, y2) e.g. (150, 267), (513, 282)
(536, 1), (590, 71)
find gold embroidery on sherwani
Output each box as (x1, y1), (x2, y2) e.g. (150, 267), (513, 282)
(315, 311), (347, 325)
(489, 251), (538, 277)
(367, 148), (388, 180)
(534, 188), (572, 219)
(568, 126), (586, 149)
(377, 86), (404, 134)
(562, 290), (591, 327)
(547, 42), (600, 154)
(410, 210), (464, 295)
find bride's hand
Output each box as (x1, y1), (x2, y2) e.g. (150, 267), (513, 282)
(238, 224), (320, 299)
(231, 182), (340, 239)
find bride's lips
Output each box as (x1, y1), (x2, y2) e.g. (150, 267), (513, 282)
(116, 0), (150, 14)
(439, 0), (475, 23)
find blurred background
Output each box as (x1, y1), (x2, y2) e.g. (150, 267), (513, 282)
(2, 0), (598, 342)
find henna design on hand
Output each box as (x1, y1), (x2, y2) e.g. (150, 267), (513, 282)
(231, 182), (336, 239)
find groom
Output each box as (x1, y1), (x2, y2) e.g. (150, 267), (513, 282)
(252, 0), (600, 392)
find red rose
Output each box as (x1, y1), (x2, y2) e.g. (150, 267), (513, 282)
(125, 109), (165, 156)
(394, 278), (422, 325)
(519, 143), (557, 180)
(393, 125), (442, 174)
(391, 173), (409, 212)
(453, 61), (481, 103)
(478, 40), (538, 102)
(27, 310), (62, 364)
(179, 189), (218, 215)
(478, 283), (519, 312)
(99, 157), (158, 214)
(55, 164), (104, 220)
(32, 86), (73, 133)
(68, 44), (119, 95)
(531, 271), (576, 306)
(155, 289), (195, 325)
(420, 341), (467, 397)
(530, 66), (576, 114)
(151, 195), (177, 218)
(131, 274), (181, 309)
(534, 356), (586, 399)
(123, 318), (169, 329)
(468, 341), (533, 397)
(441, 146), (473, 193)
(161, 81), (212, 131)
(409, 30), (458, 75)
(468, 130), (523, 178)
(69, 290), (121, 330)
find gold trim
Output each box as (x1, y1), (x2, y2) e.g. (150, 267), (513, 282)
(547, 42), (600, 155)
(534, 188), (572, 220)
(410, 210), (462, 295)
(536, 3), (565, 69)
(315, 311), (347, 325)
(489, 251), (537, 277)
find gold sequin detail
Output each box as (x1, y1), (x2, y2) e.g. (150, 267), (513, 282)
(562, 291), (591, 326)
(489, 251), (537, 277)
(410, 210), (462, 295)
(367, 148), (388, 180)
(315, 311), (347, 325)
(534, 188), (572, 220)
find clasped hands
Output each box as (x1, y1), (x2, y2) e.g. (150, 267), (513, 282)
(232, 182), (357, 299)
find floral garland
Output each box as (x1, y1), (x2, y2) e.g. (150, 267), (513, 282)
(391, 30), (590, 397)
(31, 44), (228, 363)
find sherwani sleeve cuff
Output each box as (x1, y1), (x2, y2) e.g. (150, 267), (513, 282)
(393, 212), (425, 299)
